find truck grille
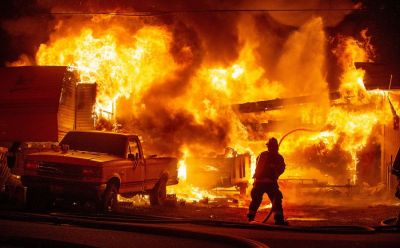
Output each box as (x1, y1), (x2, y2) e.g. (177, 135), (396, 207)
(38, 163), (82, 179)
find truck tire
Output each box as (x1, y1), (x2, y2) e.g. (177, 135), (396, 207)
(150, 177), (167, 206)
(100, 183), (119, 212)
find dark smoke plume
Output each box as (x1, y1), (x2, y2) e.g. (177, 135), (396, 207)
(292, 133), (353, 180)
(1, 0), (380, 160)
(0, 0), (53, 66)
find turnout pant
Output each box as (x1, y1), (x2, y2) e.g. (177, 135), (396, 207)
(248, 181), (284, 222)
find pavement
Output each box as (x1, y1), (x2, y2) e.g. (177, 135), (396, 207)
(117, 198), (400, 227)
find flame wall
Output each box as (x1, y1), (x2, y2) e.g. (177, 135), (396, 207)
(1, 0), (397, 188)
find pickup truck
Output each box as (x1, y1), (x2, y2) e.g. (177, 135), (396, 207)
(21, 131), (179, 211)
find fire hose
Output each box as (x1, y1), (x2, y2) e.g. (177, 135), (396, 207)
(278, 128), (320, 147)
(1, 209), (394, 235)
(262, 128), (320, 224)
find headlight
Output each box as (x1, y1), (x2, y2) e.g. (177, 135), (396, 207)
(24, 161), (39, 170)
(82, 167), (101, 178)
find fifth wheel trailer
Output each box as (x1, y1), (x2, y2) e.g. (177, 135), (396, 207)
(0, 66), (97, 176)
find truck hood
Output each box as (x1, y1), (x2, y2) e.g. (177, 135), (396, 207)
(26, 150), (122, 166)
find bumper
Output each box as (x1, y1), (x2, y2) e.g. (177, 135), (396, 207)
(21, 176), (107, 201)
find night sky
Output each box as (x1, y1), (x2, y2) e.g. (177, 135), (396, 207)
(0, 0), (399, 90)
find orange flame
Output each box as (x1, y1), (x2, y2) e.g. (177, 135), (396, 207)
(36, 24), (178, 119)
(8, 16), (395, 200)
(280, 29), (386, 184)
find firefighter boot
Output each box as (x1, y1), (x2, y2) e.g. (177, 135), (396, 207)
(247, 210), (256, 222)
(274, 213), (289, 225)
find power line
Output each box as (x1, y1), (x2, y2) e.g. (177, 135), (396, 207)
(48, 8), (366, 17)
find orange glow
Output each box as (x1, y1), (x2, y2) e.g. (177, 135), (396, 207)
(8, 16), (395, 202)
(279, 29), (387, 184)
(333, 29), (374, 99)
(36, 24), (178, 119)
(260, 203), (272, 210)
(177, 149), (189, 181)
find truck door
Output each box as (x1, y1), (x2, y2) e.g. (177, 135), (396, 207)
(124, 137), (145, 192)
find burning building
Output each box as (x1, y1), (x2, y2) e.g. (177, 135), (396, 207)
(1, 0), (399, 202)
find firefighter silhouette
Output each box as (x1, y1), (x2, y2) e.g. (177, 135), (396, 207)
(247, 137), (287, 225)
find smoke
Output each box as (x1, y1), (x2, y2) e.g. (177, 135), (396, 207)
(1, 0), (358, 65)
(275, 17), (328, 96)
(126, 107), (230, 156)
(1, 1), (367, 160)
(242, 0), (355, 28)
(293, 133), (354, 181)
(0, 1), (53, 66)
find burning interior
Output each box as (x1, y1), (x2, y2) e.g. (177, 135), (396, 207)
(1, 0), (400, 206)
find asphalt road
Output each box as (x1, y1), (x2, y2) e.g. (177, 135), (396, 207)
(116, 199), (400, 227)
(1, 201), (399, 248)
(0, 211), (399, 248)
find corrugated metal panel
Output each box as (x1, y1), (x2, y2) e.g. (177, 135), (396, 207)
(0, 66), (71, 142)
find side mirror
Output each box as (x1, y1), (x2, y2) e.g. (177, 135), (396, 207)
(128, 153), (140, 160)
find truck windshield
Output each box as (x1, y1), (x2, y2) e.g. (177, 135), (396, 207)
(60, 132), (127, 157)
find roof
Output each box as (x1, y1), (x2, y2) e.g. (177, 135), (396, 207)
(66, 130), (137, 138)
(60, 131), (137, 157)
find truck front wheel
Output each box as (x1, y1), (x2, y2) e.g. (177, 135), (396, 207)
(150, 178), (167, 206)
(100, 183), (119, 212)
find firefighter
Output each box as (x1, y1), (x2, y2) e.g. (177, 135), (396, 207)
(247, 137), (287, 225)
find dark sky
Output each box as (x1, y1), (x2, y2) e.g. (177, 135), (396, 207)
(0, 0), (399, 88)
(338, 0), (400, 64)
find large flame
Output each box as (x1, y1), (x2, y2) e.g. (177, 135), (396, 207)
(36, 24), (178, 117)
(9, 14), (396, 203)
(280, 29), (389, 184)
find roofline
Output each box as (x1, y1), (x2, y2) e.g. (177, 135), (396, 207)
(66, 130), (138, 138)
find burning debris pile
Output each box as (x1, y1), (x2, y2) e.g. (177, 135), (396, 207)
(1, 0), (399, 202)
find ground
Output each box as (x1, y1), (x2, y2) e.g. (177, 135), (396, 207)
(116, 195), (400, 227)
(1, 183), (399, 227)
